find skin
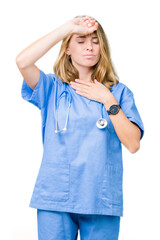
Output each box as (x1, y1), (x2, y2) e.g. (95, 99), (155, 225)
(66, 17), (141, 153)
(66, 32), (100, 82)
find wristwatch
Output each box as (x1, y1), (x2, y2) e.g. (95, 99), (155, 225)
(107, 104), (121, 115)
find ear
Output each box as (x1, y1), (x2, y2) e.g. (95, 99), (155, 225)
(65, 47), (70, 55)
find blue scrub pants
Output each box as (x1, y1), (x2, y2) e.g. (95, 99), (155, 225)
(37, 209), (121, 240)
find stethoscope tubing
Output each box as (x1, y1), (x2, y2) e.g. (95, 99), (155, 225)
(55, 82), (107, 133)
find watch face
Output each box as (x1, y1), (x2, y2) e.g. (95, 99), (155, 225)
(110, 105), (119, 114)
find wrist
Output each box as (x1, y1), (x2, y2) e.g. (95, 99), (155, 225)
(64, 20), (75, 35)
(59, 20), (75, 39)
(103, 97), (118, 110)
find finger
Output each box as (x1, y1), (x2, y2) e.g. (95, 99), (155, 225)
(87, 23), (98, 31)
(74, 84), (89, 92)
(84, 18), (97, 26)
(70, 82), (89, 91)
(72, 84), (89, 94)
(75, 90), (89, 98)
(83, 16), (90, 21)
(83, 15), (90, 19)
(92, 22), (98, 28)
(85, 20), (95, 27)
(75, 79), (92, 86)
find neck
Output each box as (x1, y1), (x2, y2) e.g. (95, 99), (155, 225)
(72, 61), (93, 82)
(79, 74), (93, 82)
(79, 68), (94, 82)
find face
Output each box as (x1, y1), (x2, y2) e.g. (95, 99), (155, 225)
(66, 32), (101, 69)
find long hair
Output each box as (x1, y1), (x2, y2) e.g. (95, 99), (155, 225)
(53, 15), (119, 90)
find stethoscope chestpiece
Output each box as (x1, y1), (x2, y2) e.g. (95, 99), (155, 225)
(96, 117), (108, 129)
(96, 102), (108, 129)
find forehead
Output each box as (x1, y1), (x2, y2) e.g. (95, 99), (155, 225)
(74, 33), (98, 39)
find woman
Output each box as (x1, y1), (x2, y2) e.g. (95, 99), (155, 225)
(16, 15), (144, 240)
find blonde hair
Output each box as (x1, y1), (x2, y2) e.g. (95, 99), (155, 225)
(53, 15), (119, 90)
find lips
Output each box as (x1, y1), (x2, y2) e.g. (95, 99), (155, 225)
(83, 54), (95, 59)
(83, 54), (95, 56)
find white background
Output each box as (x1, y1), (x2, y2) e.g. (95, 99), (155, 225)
(1, 0), (160, 239)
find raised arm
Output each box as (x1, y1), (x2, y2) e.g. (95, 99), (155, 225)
(15, 16), (98, 90)
(15, 20), (75, 90)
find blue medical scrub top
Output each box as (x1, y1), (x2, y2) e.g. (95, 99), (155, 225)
(21, 69), (144, 216)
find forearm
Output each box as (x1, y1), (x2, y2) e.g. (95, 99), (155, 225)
(16, 20), (74, 68)
(104, 97), (141, 153)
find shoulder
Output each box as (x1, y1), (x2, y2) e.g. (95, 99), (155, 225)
(39, 70), (62, 85)
(52, 73), (63, 86)
(111, 82), (133, 96)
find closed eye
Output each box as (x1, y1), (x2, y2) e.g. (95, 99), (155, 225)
(78, 42), (99, 44)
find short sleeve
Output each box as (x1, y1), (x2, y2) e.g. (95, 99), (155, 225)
(21, 69), (53, 110)
(120, 86), (144, 140)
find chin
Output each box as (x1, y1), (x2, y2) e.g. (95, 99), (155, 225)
(73, 59), (98, 68)
(80, 61), (98, 67)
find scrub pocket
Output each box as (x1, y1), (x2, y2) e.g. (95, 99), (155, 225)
(38, 162), (70, 202)
(99, 163), (123, 206)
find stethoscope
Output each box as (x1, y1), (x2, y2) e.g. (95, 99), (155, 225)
(54, 82), (108, 133)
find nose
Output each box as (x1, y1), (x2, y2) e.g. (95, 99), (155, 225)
(86, 40), (93, 50)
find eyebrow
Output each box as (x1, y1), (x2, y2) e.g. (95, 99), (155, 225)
(76, 36), (98, 39)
